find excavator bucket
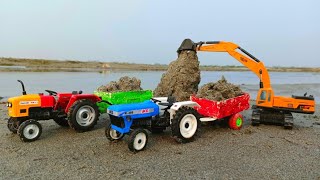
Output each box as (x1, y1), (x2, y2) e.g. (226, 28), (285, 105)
(177, 39), (197, 53)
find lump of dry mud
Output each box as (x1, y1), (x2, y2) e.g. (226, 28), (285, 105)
(153, 50), (200, 101)
(97, 76), (142, 92)
(197, 76), (243, 101)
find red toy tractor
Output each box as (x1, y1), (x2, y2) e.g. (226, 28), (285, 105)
(6, 80), (101, 142)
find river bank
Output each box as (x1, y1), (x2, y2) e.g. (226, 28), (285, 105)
(1, 57), (320, 72)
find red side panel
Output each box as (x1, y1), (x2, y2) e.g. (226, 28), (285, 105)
(40, 95), (56, 108)
(191, 93), (250, 119)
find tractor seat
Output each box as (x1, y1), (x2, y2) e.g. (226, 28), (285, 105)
(72, 90), (83, 95)
(159, 96), (176, 108)
(292, 95), (314, 100)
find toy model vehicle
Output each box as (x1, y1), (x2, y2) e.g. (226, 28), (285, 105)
(105, 93), (250, 152)
(5, 80), (153, 142)
(6, 80), (100, 142)
(178, 39), (315, 129)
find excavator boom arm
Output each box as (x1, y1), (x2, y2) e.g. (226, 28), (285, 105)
(177, 39), (271, 89)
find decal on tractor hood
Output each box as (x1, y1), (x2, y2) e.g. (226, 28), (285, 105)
(19, 101), (39, 105)
(108, 108), (154, 117)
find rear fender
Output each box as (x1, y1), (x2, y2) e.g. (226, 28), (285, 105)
(65, 94), (101, 113)
(169, 101), (200, 120)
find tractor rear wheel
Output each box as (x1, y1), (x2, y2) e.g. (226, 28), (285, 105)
(128, 128), (148, 153)
(53, 117), (69, 127)
(228, 113), (243, 130)
(7, 117), (21, 133)
(67, 99), (99, 132)
(18, 120), (42, 142)
(171, 106), (200, 143)
(105, 122), (124, 141)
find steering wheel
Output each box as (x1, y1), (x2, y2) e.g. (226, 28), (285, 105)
(45, 90), (57, 96)
(151, 98), (161, 103)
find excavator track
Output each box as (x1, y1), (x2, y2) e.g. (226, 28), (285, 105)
(251, 107), (293, 129)
(251, 109), (261, 126)
(283, 112), (293, 129)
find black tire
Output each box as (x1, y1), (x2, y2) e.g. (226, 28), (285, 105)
(18, 120), (42, 142)
(7, 117), (21, 133)
(128, 128), (148, 153)
(67, 99), (100, 132)
(171, 106), (200, 143)
(105, 122), (124, 141)
(53, 117), (69, 127)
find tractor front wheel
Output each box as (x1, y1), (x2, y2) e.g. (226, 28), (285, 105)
(7, 117), (21, 133)
(128, 128), (148, 153)
(228, 113), (243, 130)
(67, 99), (99, 132)
(105, 123), (124, 141)
(171, 106), (200, 143)
(18, 120), (42, 142)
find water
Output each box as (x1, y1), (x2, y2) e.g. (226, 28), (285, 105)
(0, 71), (319, 101)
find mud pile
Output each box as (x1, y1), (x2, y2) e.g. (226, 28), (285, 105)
(97, 76), (142, 92)
(153, 50), (200, 101)
(197, 76), (243, 101)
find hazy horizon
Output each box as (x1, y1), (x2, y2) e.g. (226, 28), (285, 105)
(1, 0), (319, 67)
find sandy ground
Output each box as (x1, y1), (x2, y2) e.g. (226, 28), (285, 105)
(0, 102), (319, 179)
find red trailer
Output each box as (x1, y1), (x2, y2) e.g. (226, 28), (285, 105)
(191, 93), (250, 130)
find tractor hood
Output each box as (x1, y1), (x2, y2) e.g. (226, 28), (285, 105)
(7, 94), (41, 117)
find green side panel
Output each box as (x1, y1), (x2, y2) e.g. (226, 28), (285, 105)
(94, 90), (153, 113)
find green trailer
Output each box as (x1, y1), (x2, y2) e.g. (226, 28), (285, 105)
(94, 90), (153, 113)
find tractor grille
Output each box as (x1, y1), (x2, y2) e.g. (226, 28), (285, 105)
(109, 115), (124, 128)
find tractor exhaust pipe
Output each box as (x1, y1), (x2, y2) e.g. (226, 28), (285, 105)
(17, 80), (27, 95)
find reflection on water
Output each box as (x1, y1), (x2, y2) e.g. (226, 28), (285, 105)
(0, 71), (319, 102)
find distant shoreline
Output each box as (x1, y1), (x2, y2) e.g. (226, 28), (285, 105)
(1, 57), (320, 73)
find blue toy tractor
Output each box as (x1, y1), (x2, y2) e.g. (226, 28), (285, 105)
(105, 97), (201, 152)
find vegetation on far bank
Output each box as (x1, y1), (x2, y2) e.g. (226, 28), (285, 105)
(1, 57), (320, 72)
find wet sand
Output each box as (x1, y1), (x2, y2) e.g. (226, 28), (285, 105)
(0, 101), (319, 179)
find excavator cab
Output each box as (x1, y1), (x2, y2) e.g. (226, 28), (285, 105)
(256, 88), (273, 108)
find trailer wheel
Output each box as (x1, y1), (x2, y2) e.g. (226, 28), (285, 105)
(128, 128), (148, 153)
(228, 113), (243, 130)
(67, 99), (99, 132)
(18, 120), (42, 142)
(105, 123), (124, 141)
(7, 117), (21, 133)
(171, 106), (200, 143)
(53, 117), (69, 127)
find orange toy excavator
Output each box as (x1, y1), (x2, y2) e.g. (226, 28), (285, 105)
(178, 39), (315, 129)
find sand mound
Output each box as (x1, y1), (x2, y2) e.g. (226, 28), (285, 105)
(97, 76), (142, 92)
(153, 50), (201, 101)
(197, 76), (243, 101)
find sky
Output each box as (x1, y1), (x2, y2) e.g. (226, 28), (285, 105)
(0, 0), (319, 67)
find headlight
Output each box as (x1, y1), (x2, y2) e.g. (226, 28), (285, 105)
(6, 102), (12, 107)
